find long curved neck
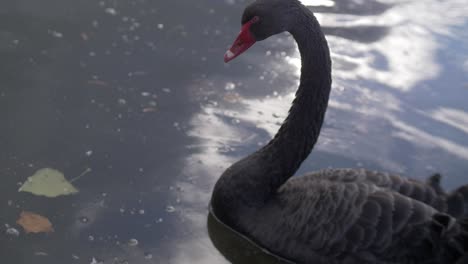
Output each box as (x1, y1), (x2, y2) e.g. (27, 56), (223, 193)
(256, 10), (332, 195)
(212, 9), (332, 217)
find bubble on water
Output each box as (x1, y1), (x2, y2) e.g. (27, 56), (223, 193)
(104, 8), (117, 16)
(85, 150), (93, 156)
(162, 88), (171, 93)
(88, 235), (95, 241)
(224, 82), (236, 91)
(138, 209), (145, 215)
(119, 208), (125, 213)
(165, 205), (175, 213)
(48, 30), (63, 38)
(259, 75), (265, 80)
(5, 227), (20, 237)
(265, 50), (271, 56)
(90, 257), (103, 264)
(128, 238), (139, 246)
(141, 92), (150, 97)
(231, 118), (240, 124)
(155, 218), (164, 223)
(79, 216), (89, 223)
(157, 24), (164, 29)
(144, 252), (153, 259)
(118, 98), (127, 105)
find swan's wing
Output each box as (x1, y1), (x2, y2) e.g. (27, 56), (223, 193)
(256, 179), (451, 263)
(309, 168), (448, 212)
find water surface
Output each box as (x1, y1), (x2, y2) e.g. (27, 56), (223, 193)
(1, 0), (467, 263)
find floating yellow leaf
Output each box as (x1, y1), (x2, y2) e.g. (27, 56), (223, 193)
(16, 211), (54, 234)
(18, 168), (78, 197)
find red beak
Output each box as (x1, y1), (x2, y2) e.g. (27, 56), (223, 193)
(224, 17), (259, 63)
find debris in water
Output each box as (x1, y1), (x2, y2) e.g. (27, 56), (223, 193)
(16, 211), (54, 234)
(18, 168), (78, 197)
(81, 33), (89, 41)
(142, 107), (157, 113)
(69, 168), (92, 183)
(223, 93), (241, 103)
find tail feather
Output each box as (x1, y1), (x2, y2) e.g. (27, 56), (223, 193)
(425, 173), (468, 219)
(447, 185), (468, 218)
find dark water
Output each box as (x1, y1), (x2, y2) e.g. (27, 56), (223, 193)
(1, 0), (467, 263)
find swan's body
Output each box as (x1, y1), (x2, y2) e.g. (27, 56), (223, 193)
(211, 0), (468, 263)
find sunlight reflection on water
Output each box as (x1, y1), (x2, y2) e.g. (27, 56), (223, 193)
(174, 0), (468, 262)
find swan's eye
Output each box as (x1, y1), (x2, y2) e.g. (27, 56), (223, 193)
(242, 15), (260, 25)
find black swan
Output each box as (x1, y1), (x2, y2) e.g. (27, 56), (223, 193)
(210, 0), (468, 263)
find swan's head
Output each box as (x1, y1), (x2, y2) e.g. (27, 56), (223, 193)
(224, 0), (300, 62)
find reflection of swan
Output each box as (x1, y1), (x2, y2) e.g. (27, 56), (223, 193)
(211, 0), (468, 263)
(208, 213), (290, 264)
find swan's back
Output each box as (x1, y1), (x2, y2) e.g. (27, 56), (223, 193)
(232, 169), (468, 264)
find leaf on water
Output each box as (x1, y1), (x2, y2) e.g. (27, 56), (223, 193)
(18, 168), (79, 197)
(16, 211), (54, 234)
